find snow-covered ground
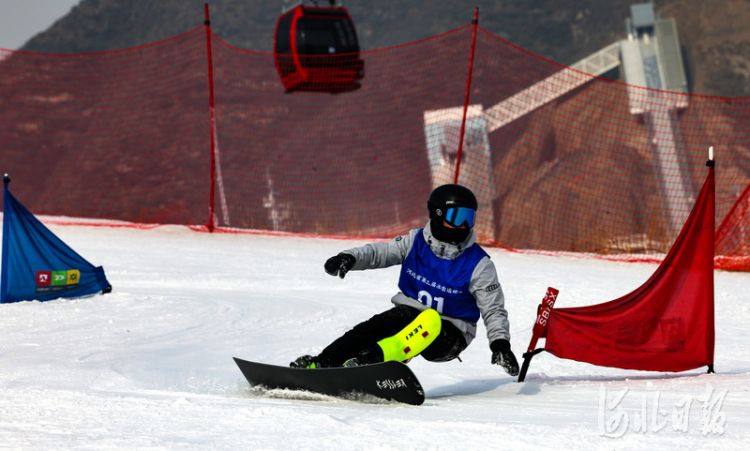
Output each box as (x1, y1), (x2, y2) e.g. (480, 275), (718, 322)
(0, 223), (747, 450)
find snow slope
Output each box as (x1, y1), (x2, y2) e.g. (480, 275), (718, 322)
(0, 223), (748, 450)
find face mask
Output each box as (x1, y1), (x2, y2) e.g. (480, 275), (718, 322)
(431, 217), (471, 245)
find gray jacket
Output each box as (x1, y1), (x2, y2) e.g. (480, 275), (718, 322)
(341, 221), (510, 348)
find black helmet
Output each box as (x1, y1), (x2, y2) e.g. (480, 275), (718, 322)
(427, 184), (478, 244)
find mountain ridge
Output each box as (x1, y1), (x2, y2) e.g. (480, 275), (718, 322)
(18, 0), (750, 98)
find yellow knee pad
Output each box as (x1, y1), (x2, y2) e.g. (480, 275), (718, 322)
(377, 308), (442, 362)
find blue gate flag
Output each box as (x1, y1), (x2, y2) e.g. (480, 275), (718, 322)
(2, 175), (111, 303)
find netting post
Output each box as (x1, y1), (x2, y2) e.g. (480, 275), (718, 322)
(453, 7), (479, 185)
(204, 3), (217, 232)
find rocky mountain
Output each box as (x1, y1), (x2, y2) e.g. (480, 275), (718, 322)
(20, 0), (750, 98)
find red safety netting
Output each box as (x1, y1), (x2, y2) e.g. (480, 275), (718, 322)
(0, 29), (211, 226)
(715, 182), (750, 271)
(1, 21), (749, 269)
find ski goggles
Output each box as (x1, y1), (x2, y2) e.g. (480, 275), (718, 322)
(444, 207), (476, 228)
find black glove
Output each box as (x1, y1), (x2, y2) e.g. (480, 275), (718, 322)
(490, 339), (520, 376)
(324, 253), (356, 279)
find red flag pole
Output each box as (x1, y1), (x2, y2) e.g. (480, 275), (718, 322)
(453, 7), (479, 184)
(706, 146), (715, 374)
(518, 287), (559, 382)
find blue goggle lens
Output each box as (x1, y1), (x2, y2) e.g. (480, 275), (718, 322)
(444, 207), (476, 228)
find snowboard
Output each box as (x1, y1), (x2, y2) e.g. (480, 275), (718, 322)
(233, 357), (425, 405)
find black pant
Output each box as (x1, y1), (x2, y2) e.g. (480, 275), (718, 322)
(318, 305), (468, 367)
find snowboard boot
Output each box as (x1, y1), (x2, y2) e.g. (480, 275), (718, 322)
(342, 345), (384, 367)
(289, 355), (327, 369)
(342, 358), (361, 367)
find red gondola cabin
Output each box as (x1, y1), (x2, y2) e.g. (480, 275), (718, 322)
(274, 4), (364, 93)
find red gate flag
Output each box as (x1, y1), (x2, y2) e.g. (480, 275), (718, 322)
(543, 163), (715, 373)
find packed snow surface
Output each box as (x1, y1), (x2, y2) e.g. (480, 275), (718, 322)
(0, 224), (748, 450)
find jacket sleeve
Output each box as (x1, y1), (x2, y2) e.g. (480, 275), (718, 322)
(470, 257), (511, 343)
(342, 229), (417, 270)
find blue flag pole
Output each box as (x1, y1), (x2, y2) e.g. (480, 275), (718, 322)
(1, 174), (11, 302)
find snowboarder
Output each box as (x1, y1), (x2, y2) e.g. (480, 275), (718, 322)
(291, 184), (519, 376)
